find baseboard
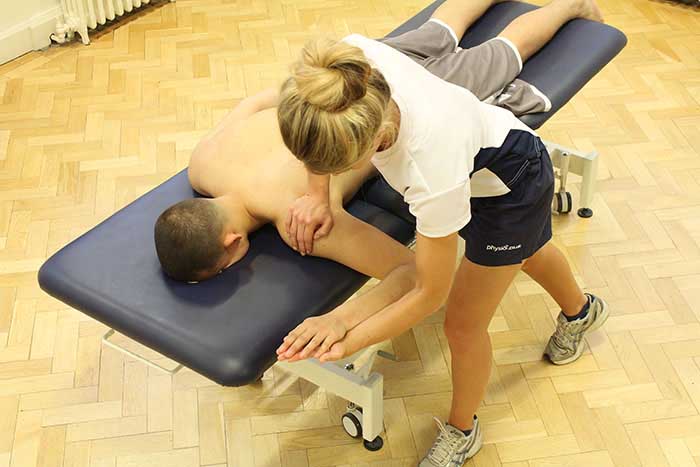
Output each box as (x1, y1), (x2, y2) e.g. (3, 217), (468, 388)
(0, 6), (62, 65)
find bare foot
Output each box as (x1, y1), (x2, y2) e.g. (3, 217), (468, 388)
(578, 0), (605, 22)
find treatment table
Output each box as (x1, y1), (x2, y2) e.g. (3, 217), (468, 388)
(38, 0), (627, 451)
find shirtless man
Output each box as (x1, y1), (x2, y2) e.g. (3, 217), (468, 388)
(154, 89), (413, 285)
(155, 0), (603, 284)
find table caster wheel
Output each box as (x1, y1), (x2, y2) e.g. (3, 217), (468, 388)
(342, 408), (363, 439)
(553, 191), (572, 214)
(363, 436), (384, 451)
(577, 207), (593, 218)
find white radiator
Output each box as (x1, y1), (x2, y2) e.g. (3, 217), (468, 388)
(51, 0), (171, 45)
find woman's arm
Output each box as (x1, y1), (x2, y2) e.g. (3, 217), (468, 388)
(277, 231), (459, 361)
(285, 172), (333, 255)
(276, 207), (417, 362)
(336, 232), (459, 354)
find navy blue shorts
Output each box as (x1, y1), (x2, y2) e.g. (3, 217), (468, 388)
(459, 132), (554, 267)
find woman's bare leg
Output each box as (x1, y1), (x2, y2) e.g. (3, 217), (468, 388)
(444, 243), (588, 431)
(499, 0), (604, 61)
(521, 242), (587, 317)
(443, 258), (522, 430)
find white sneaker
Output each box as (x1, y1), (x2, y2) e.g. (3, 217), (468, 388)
(418, 416), (482, 466)
(544, 293), (609, 365)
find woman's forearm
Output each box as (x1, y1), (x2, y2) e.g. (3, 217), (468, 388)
(338, 233), (458, 350)
(332, 264), (416, 330)
(344, 286), (442, 350)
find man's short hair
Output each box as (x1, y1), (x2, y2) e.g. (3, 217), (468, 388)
(154, 199), (225, 281)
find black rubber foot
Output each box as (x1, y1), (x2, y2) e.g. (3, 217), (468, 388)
(577, 207), (593, 218)
(363, 436), (384, 451)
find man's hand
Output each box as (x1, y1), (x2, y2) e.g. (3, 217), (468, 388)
(276, 314), (347, 362)
(285, 194), (334, 255)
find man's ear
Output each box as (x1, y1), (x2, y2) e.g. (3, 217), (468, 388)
(223, 232), (242, 249)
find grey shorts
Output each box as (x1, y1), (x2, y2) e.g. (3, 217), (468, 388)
(378, 20), (551, 115)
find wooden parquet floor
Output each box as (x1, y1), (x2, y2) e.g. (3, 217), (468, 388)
(1, 0), (699, 465)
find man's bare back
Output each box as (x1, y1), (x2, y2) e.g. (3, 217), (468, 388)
(181, 103), (410, 282)
(187, 107), (376, 237)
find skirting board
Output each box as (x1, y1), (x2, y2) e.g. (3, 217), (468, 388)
(0, 6), (61, 65)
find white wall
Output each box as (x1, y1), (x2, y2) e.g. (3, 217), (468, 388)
(0, 0), (62, 64)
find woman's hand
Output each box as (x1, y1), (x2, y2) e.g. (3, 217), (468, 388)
(316, 340), (349, 363)
(316, 335), (363, 362)
(286, 193), (334, 255)
(277, 314), (348, 362)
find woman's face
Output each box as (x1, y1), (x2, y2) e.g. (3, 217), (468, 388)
(345, 132), (384, 172)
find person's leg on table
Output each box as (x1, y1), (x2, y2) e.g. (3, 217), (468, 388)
(417, 0), (602, 105)
(498, 0), (604, 61)
(374, 0), (502, 75)
(429, 0), (508, 41)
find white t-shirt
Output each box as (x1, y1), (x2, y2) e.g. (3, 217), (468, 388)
(342, 33), (537, 238)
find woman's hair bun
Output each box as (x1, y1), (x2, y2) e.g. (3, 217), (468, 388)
(292, 38), (372, 112)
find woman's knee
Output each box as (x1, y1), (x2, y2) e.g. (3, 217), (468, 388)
(443, 321), (490, 350)
(443, 311), (490, 343)
(442, 289), (494, 341)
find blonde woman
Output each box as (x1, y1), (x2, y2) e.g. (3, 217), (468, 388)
(276, 0), (608, 464)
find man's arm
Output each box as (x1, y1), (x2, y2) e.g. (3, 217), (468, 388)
(194, 87), (279, 153)
(222, 87), (280, 122)
(189, 88), (280, 189)
(276, 208), (416, 329)
(200, 87), (279, 145)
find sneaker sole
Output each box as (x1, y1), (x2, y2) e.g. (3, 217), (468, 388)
(550, 297), (610, 366)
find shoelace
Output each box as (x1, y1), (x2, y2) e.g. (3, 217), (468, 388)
(427, 417), (463, 465)
(552, 318), (585, 352)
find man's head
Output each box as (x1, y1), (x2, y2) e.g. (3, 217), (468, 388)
(154, 198), (250, 282)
